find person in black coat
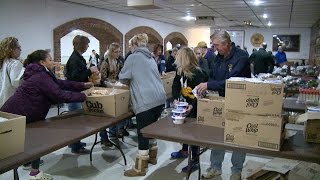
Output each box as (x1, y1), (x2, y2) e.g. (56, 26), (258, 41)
(165, 47), (178, 72)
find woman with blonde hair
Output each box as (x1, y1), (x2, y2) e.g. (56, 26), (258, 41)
(170, 46), (208, 173)
(119, 33), (166, 177)
(0, 37), (24, 107)
(100, 43), (123, 82)
(99, 42), (126, 146)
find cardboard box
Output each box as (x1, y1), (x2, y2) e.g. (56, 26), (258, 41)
(296, 112), (320, 143)
(82, 87), (130, 117)
(224, 112), (284, 151)
(161, 75), (175, 98)
(197, 96), (225, 128)
(288, 162), (320, 180)
(244, 158), (299, 180)
(225, 78), (284, 116)
(0, 111), (26, 160)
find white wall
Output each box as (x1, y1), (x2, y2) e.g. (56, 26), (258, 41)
(211, 27), (311, 60)
(186, 27), (211, 48)
(0, 0), (189, 59)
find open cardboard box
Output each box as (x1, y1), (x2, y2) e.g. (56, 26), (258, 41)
(0, 111), (26, 160)
(296, 112), (320, 143)
(197, 96), (225, 128)
(82, 87), (130, 117)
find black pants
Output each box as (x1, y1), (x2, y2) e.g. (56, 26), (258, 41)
(136, 105), (164, 150)
(182, 144), (199, 158)
(31, 158), (41, 169)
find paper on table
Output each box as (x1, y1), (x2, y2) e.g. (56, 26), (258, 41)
(262, 158), (300, 174)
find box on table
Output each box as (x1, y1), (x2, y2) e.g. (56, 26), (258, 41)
(0, 111), (26, 160)
(197, 96), (225, 128)
(82, 87), (130, 117)
(225, 78), (284, 116)
(296, 112), (320, 143)
(161, 74), (175, 98)
(224, 112), (284, 151)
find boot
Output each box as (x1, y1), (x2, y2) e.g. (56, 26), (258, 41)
(124, 154), (149, 177)
(148, 146), (158, 165)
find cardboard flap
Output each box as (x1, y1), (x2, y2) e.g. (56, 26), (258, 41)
(297, 112), (320, 123)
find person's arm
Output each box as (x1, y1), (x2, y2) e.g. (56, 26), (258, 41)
(207, 55), (250, 91)
(172, 72), (181, 100)
(37, 73), (86, 104)
(8, 60), (24, 88)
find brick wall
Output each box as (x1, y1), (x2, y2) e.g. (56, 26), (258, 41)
(53, 18), (123, 62)
(124, 26), (163, 54)
(164, 32), (188, 51)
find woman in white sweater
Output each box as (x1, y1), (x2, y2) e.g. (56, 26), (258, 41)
(0, 37), (24, 107)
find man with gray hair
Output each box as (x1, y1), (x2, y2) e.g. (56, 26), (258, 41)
(197, 30), (250, 180)
(249, 42), (274, 75)
(275, 45), (287, 67)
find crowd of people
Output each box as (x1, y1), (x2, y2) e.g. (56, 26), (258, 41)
(0, 29), (289, 180)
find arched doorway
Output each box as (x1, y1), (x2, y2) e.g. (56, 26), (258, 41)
(164, 32), (188, 51)
(125, 26), (163, 54)
(53, 17), (123, 62)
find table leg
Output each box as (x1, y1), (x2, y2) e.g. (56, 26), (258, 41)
(186, 145), (192, 180)
(13, 168), (19, 180)
(90, 133), (98, 162)
(109, 141), (127, 166)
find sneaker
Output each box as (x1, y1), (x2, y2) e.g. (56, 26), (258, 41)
(80, 142), (86, 148)
(23, 160), (44, 170)
(29, 171), (52, 180)
(101, 139), (114, 147)
(71, 147), (90, 155)
(230, 172), (241, 180)
(170, 150), (188, 159)
(118, 128), (130, 137)
(182, 162), (199, 173)
(201, 167), (222, 179)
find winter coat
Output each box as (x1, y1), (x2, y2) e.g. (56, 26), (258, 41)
(65, 50), (92, 82)
(0, 63), (86, 123)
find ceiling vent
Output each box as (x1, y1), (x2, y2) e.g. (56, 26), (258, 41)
(127, 0), (161, 9)
(195, 16), (215, 25)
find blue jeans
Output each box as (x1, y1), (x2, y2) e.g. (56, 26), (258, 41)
(99, 120), (128, 140)
(210, 149), (246, 174)
(68, 103), (84, 151)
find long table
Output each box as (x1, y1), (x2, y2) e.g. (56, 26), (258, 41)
(141, 116), (320, 179)
(0, 111), (133, 179)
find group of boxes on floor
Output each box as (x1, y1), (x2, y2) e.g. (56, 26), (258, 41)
(197, 77), (286, 151)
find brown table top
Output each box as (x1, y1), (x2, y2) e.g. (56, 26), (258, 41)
(283, 98), (306, 113)
(141, 116), (320, 164)
(0, 111), (133, 174)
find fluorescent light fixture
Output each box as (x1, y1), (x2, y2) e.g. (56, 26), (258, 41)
(182, 15), (196, 21)
(263, 14), (268, 18)
(267, 21), (272, 26)
(254, 0), (262, 6)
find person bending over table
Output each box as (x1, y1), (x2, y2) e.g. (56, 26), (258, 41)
(196, 30), (250, 180)
(0, 50), (93, 180)
(170, 46), (208, 173)
(119, 33), (166, 177)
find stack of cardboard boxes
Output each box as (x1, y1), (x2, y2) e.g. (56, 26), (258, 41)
(223, 78), (285, 151)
